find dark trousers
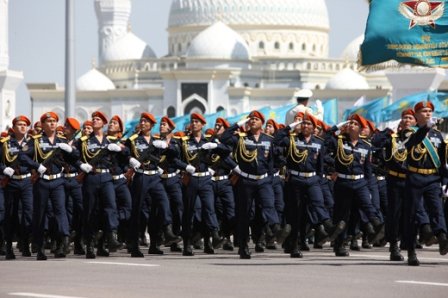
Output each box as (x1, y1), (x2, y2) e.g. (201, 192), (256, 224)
(4, 179), (33, 243)
(404, 173), (447, 250)
(272, 175), (285, 224)
(33, 178), (68, 248)
(235, 176), (279, 248)
(64, 177), (83, 233)
(162, 175), (184, 235)
(113, 178), (132, 221)
(82, 173), (118, 241)
(213, 179), (236, 236)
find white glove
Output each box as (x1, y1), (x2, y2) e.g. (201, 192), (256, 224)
(80, 163), (92, 173)
(237, 118), (250, 127)
(37, 164), (47, 174)
(208, 168), (215, 176)
(57, 143), (73, 153)
(442, 185), (448, 197)
(337, 121), (349, 129)
(315, 99), (323, 111)
(153, 140), (168, 149)
(201, 142), (218, 150)
(157, 167), (164, 175)
(185, 165), (196, 174)
(107, 143), (122, 152)
(3, 167), (14, 177)
(288, 121), (302, 129)
(233, 165), (242, 175)
(427, 117), (437, 127)
(129, 157), (141, 169)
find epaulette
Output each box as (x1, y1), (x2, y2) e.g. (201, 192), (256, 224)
(359, 135), (367, 139)
(205, 134), (213, 139)
(289, 132), (297, 137)
(80, 135), (88, 142)
(32, 134), (42, 139)
(391, 133), (398, 138)
(238, 132), (247, 137)
(0, 136), (10, 143)
(337, 135), (346, 139)
(107, 136), (118, 141)
(173, 135), (182, 140)
(262, 132), (274, 139)
(129, 134), (139, 142)
(153, 134), (161, 139)
(360, 138), (372, 146)
(58, 135), (67, 140)
(181, 136), (190, 141)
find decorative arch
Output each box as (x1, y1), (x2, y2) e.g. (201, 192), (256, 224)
(167, 106), (176, 117)
(183, 94), (208, 115)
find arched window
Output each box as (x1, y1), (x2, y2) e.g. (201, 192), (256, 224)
(302, 43), (306, 51)
(167, 106), (176, 117)
(274, 42), (280, 50)
(258, 41), (265, 49)
(216, 106), (225, 112)
(289, 42), (294, 50)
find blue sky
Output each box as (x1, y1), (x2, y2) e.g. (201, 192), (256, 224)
(8, 0), (370, 115)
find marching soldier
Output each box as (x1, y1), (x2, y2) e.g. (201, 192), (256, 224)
(0, 116), (34, 259)
(221, 110), (287, 259)
(403, 101), (448, 266)
(75, 111), (122, 259)
(29, 112), (78, 260)
(125, 112), (180, 257)
(175, 113), (225, 256)
(326, 114), (385, 257)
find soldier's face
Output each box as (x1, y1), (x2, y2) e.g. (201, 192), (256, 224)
(264, 124), (275, 136)
(92, 117), (105, 130)
(190, 119), (203, 133)
(160, 121), (171, 134)
(361, 126), (371, 137)
(42, 118), (58, 133)
(400, 115), (416, 129)
(415, 108), (432, 125)
(139, 118), (153, 133)
(108, 119), (121, 133)
(214, 123), (224, 135)
(248, 117), (262, 130)
(348, 120), (360, 134)
(300, 120), (314, 136)
(82, 126), (93, 136)
(13, 121), (28, 135)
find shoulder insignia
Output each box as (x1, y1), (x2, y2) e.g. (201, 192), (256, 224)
(181, 136), (190, 141)
(391, 133), (398, 138)
(153, 134), (161, 139)
(129, 134), (139, 142)
(0, 136), (10, 143)
(238, 132), (247, 137)
(58, 135), (67, 140)
(107, 136), (118, 141)
(337, 135), (345, 139)
(361, 139), (372, 146)
(205, 134), (213, 139)
(80, 135), (88, 142)
(32, 134), (42, 139)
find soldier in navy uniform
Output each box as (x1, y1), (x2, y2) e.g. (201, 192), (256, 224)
(274, 113), (344, 258)
(325, 114), (384, 257)
(106, 115), (132, 252)
(0, 116), (34, 259)
(125, 112), (180, 257)
(158, 116), (184, 252)
(62, 117), (84, 255)
(221, 110), (287, 259)
(28, 112), (78, 260)
(207, 117), (237, 252)
(403, 101), (448, 266)
(174, 113), (225, 256)
(75, 111), (122, 259)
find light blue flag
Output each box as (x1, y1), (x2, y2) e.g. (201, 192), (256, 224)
(360, 0), (448, 69)
(343, 96), (389, 124)
(381, 91), (446, 122)
(264, 104), (295, 124)
(322, 98), (338, 125)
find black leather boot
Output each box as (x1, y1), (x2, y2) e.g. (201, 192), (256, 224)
(203, 237), (215, 254)
(272, 224), (291, 245)
(290, 241), (303, 258)
(211, 230), (224, 249)
(21, 236), (32, 257)
(334, 241), (349, 257)
(0, 229), (5, 256)
(74, 235), (85, 255)
(5, 242), (15, 260)
(54, 237), (67, 258)
(438, 232), (448, 255)
(163, 224), (181, 246)
(407, 249), (420, 266)
(36, 246), (47, 261)
(148, 234), (164, 255)
(323, 220), (346, 243)
(389, 241), (404, 261)
(222, 237), (234, 251)
(96, 237), (110, 257)
(238, 245), (251, 259)
(182, 239), (194, 256)
(85, 240), (96, 259)
(419, 224), (437, 246)
(367, 218), (385, 244)
(350, 238), (360, 251)
(107, 231), (122, 252)
(170, 242), (182, 252)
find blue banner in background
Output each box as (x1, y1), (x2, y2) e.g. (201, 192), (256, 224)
(343, 96), (389, 124)
(360, 0), (448, 69)
(322, 98), (338, 125)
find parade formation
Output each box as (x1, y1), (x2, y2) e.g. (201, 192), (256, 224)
(0, 91), (447, 267)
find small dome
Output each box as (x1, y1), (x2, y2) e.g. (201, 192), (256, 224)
(76, 68), (115, 91)
(326, 68), (369, 90)
(103, 32), (156, 62)
(186, 22), (250, 60)
(341, 35), (364, 62)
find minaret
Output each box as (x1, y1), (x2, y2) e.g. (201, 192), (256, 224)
(94, 0), (132, 65)
(0, 0), (24, 131)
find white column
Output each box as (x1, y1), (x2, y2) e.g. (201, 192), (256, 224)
(0, 0), (10, 70)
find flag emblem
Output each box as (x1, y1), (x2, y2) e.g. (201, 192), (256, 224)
(399, 0), (444, 29)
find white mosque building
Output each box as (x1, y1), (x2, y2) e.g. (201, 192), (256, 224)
(26, 0), (447, 125)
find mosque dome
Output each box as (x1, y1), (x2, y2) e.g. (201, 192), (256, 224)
(103, 32), (157, 62)
(341, 35), (364, 62)
(76, 68), (115, 91)
(186, 22), (250, 60)
(326, 68), (370, 90)
(168, 0), (329, 29)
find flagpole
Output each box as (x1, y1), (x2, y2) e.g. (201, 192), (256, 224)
(64, 0), (76, 118)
